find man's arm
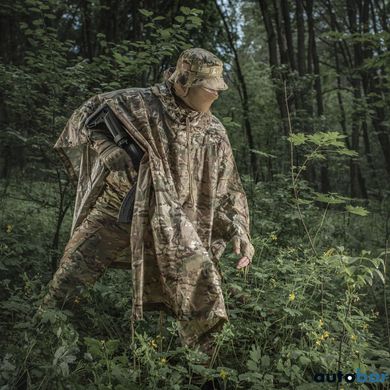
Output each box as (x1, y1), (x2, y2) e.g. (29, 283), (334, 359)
(212, 137), (255, 268)
(85, 126), (133, 172)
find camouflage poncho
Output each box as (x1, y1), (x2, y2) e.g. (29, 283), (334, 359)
(54, 79), (254, 326)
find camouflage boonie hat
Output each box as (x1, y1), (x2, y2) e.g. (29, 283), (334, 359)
(168, 48), (228, 91)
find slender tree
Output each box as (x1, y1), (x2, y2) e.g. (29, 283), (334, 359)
(215, 0), (261, 182)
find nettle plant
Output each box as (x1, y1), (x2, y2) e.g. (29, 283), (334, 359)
(286, 115), (371, 252)
(281, 109), (389, 382)
(217, 91), (388, 387)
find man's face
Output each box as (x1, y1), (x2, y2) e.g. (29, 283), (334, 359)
(176, 84), (219, 113)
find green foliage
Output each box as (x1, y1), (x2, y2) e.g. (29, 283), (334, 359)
(1, 0), (390, 388)
(111, 7), (203, 83)
(0, 0), (204, 180)
(288, 131), (358, 158)
(345, 205), (369, 216)
(2, 176), (389, 388)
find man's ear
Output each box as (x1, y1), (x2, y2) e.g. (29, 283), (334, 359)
(173, 81), (190, 98)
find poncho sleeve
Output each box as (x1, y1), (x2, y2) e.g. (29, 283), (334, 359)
(211, 137), (255, 262)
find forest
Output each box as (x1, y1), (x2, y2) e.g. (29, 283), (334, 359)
(0, 0), (390, 389)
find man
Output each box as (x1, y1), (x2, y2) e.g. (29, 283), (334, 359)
(40, 48), (255, 376)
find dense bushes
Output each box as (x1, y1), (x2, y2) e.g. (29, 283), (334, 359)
(1, 1), (389, 388)
(1, 176), (389, 389)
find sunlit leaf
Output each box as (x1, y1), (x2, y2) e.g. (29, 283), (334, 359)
(314, 192), (346, 204)
(346, 205), (369, 216)
(138, 8), (153, 17)
(175, 16), (185, 23)
(180, 6), (191, 15)
(249, 149), (277, 158)
(288, 133), (306, 146)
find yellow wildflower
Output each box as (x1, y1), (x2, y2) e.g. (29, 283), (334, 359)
(149, 339), (158, 349)
(270, 233), (278, 241)
(318, 331), (330, 341)
(219, 369), (228, 381)
(289, 292), (296, 302)
(160, 357), (167, 365)
(319, 319), (324, 327)
(5, 224), (13, 233)
(323, 248), (334, 257)
(323, 331), (329, 339)
(350, 334), (357, 342)
(315, 340), (321, 346)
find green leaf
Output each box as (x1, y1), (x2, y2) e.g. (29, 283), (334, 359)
(5, 131), (27, 143)
(249, 149), (277, 158)
(299, 356), (311, 365)
(288, 133), (306, 146)
(335, 148), (359, 157)
(105, 339), (120, 355)
(314, 192), (346, 204)
(306, 151), (326, 160)
(59, 362), (69, 377)
(294, 198), (313, 205)
(175, 16), (185, 23)
(345, 205), (369, 216)
(180, 6), (191, 15)
(138, 9), (153, 17)
(247, 360), (258, 371)
(379, 249), (390, 258)
(27, 38), (37, 46)
(249, 345), (262, 363)
(188, 16), (202, 26)
(84, 337), (103, 358)
(261, 355), (270, 368)
(159, 29), (171, 39)
(374, 269), (385, 284)
(307, 131), (346, 147)
(221, 116), (240, 129)
(32, 19), (43, 26)
(54, 346), (66, 360)
(284, 307), (302, 316)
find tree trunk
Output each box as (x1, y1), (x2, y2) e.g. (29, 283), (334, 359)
(306, 0), (330, 193)
(215, 0), (261, 182)
(259, 0), (290, 137)
(346, 0), (368, 198)
(81, 0), (93, 61)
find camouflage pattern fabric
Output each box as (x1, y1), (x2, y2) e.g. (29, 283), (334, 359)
(49, 66), (254, 355)
(168, 47), (228, 91)
(42, 207), (132, 308)
(42, 205), (222, 357)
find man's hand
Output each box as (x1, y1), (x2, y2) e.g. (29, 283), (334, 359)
(236, 255), (250, 269)
(232, 235), (254, 269)
(97, 141), (133, 172)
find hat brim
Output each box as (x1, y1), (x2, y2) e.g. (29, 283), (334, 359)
(191, 77), (228, 91)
